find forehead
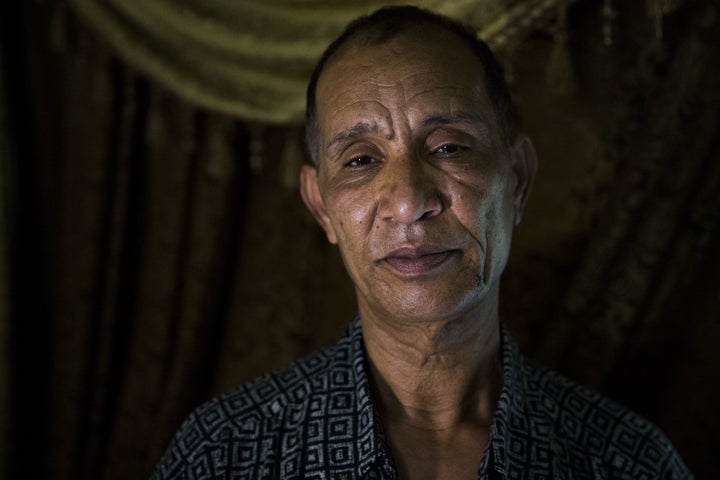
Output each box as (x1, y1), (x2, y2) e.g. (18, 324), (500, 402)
(315, 30), (494, 142)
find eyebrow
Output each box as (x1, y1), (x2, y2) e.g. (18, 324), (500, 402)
(325, 122), (383, 158)
(420, 111), (492, 136)
(324, 112), (493, 158)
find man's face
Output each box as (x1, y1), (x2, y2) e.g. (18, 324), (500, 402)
(301, 30), (535, 324)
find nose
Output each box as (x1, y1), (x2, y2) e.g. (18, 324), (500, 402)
(377, 154), (444, 224)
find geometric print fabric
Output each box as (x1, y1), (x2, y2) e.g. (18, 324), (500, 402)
(151, 318), (693, 479)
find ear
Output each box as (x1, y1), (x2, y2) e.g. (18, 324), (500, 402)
(300, 165), (338, 244)
(509, 134), (538, 225)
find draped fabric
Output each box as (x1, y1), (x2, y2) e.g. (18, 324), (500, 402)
(3, 1), (719, 479)
(67, 0), (522, 124)
(0, 42), (11, 478)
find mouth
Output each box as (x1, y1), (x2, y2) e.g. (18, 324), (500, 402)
(381, 246), (459, 276)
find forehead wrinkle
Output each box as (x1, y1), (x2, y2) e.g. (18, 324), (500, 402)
(392, 70), (491, 128)
(403, 86), (463, 107)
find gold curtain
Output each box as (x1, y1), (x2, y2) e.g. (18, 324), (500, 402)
(67, 0), (524, 123)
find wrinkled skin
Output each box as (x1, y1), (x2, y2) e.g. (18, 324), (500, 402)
(301, 30), (536, 329)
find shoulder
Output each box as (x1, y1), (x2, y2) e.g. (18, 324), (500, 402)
(151, 340), (350, 479)
(522, 360), (693, 478)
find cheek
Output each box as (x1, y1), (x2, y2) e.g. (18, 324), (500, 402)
(452, 178), (515, 246)
(325, 188), (376, 249)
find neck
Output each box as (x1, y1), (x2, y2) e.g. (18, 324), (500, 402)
(361, 297), (503, 432)
(360, 296), (503, 479)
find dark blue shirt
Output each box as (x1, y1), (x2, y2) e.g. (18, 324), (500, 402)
(151, 319), (693, 479)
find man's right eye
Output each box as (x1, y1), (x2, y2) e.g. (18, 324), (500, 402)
(346, 155), (375, 167)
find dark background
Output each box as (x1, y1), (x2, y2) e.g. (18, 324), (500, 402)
(2, 0), (719, 478)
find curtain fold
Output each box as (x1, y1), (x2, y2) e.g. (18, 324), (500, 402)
(67, 0), (524, 123)
(537, 4), (720, 386)
(0, 40), (11, 480)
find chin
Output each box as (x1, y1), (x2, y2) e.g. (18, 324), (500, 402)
(378, 287), (487, 324)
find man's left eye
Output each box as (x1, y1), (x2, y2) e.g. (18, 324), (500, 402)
(433, 144), (465, 155)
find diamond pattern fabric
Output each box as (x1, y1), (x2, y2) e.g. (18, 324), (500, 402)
(151, 318), (693, 479)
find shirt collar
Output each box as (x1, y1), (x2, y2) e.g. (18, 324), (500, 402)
(345, 317), (397, 477)
(479, 323), (527, 478)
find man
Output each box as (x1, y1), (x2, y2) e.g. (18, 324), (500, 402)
(152, 6), (692, 479)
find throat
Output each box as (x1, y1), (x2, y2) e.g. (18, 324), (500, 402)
(366, 318), (503, 429)
(368, 341), (502, 480)
(361, 311), (504, 478)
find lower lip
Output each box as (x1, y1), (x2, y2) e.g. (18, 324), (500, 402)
(383, 251), (456, 276)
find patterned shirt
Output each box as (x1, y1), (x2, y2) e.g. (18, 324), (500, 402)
(151, 319), (693, 479)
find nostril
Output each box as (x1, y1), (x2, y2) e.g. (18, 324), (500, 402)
(379, 183), (444, 224)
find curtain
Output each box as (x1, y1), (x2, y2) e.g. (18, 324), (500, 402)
(4, 1), (719, 479)
(67, 0), (524, 124)
(0, 39), (12, 478)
